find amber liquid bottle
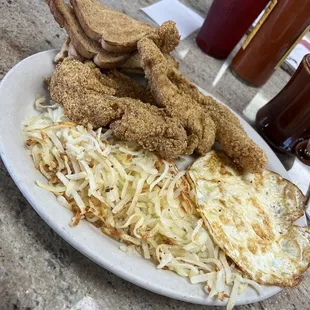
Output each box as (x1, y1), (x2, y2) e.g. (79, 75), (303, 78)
(256, 54), (310, 156)
(231, 0), (310, 87)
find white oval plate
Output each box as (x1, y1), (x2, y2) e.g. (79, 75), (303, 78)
(0, 50), (283, 307)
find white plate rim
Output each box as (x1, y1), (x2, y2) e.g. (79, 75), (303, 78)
(0, 50), (285, 306)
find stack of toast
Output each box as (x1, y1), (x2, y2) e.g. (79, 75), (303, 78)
(47, 0), (179, 72)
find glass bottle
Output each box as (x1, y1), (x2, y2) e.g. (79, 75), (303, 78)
(231, 0), (310, 87)
(196, 0), (269, 60)
(256, 54), (310, 155)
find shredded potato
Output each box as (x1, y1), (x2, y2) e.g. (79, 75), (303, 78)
(22, 96), (264, 309)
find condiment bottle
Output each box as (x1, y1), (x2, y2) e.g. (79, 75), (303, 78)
(295, 139), (310, 166)
(256, 54), (310, 155)
(231, 0), (310, 87)
(196, 0), (269, 60)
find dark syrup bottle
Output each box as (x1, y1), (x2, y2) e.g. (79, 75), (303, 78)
(256, 54), (310, 162)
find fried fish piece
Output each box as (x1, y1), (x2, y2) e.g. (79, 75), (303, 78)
(137, 37), (217, 156)
(119, 51), (179, 75)
(101, 70), (155, 104)
(165, 68), (267, 172)
(137, 37), (267, 173)
(48, 59), (188, 159)
(147, 20), (180, 53)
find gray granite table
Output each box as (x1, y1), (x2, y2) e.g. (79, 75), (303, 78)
(0, 1), (309, 310)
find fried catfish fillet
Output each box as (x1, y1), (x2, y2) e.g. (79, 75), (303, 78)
(137, 38), (267, 173)
(48, 59), (187, 159)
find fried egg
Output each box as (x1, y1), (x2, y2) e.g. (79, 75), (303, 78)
(187, 151), (310, 287)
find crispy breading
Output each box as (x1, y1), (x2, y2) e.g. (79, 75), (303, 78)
(119, 51), (179, 75)
(148, 21), (180, 53)
(80, 60), (155, 103)
(101, 70), (155, 104)
(49, 58), (116, 103)
(48, 59), (188, 159)
(111, 102), (188, 159)
(137, 37), (216, 155)
(166, 68), (267, 172)
(137, 38), (267, 173)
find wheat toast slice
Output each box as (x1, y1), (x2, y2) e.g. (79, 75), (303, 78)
(47, 0), (131, 68)
(70, 0), (155, 53)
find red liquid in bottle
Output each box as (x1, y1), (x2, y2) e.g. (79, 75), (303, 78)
(196, 0), (269, 60)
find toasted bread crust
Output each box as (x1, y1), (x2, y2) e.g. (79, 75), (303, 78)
(101, 39), (140, 53)
(70, 0), (154, 52)
(68, 42), (85, 62)
(54, 37), (71, 63)
(47, 0), (131, 68)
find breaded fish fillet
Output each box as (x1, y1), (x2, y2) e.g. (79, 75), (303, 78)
(48, 59), (188, 159)
(137, 38), (267, 173)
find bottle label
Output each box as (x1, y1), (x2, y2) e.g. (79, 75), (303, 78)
(242, 0), (278, 50)
(275, 25), (310, 69)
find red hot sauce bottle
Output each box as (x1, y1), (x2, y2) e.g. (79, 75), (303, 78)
(196, 0), (269, 60)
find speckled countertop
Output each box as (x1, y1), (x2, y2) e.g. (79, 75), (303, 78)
(0, 1), (309, 310)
